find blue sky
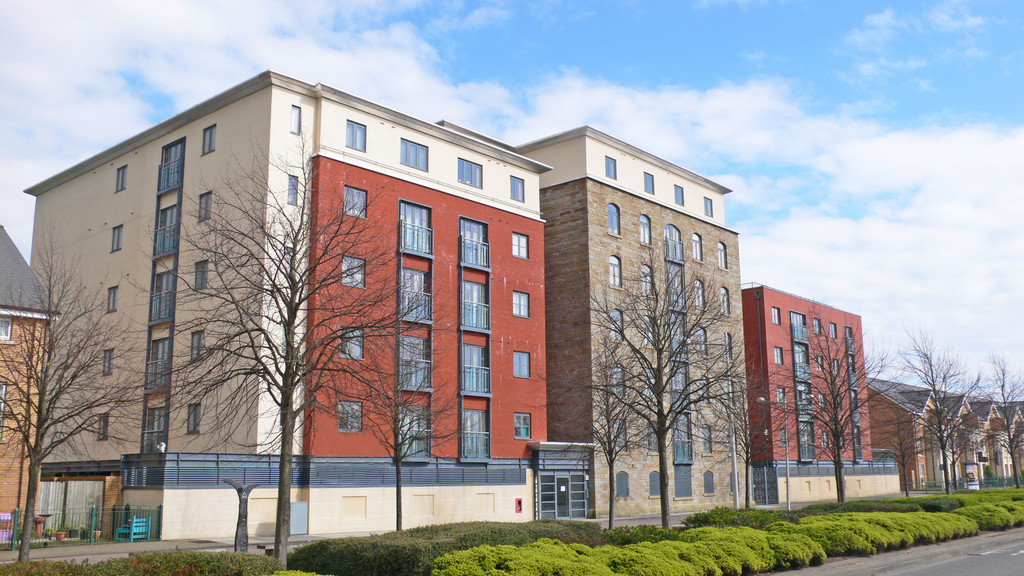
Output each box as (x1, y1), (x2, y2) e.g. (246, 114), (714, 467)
(2, 0), (1022, 377)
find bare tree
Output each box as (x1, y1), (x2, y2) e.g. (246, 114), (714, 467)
(900, 330), (979, 494)
(987, 354), (1023, 488)
(592, 244), (741, 528)
(174, 146), (400, 565)
(0, 231), (137, 562)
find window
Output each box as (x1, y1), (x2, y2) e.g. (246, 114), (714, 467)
(187, 403), (202, 434)
(96, 412), (109, 441)
(639, 215), (651, 244)
(115, 165), (127, 192)
(401, 139), (428, 171)
(107, 286), (118, 313)
(605, 156), (617, 179)
(512, 233), (529, 259)
(513, 351), (530, 378)
(717, 242), (728, 269)
(287, 175), (299, 205)
(338, 328), (364, 359)
(198, 191), (212, 221)
(674, 185), (684, 206)
(510, 176), (525, 202)
(610, 309), (623, 340)
(704, 197), (714, 217)
(607, 203), (620, 234)
(346, 120), (366, 151)
(342, 256), (365, 288)
(202, 124), (216, 155)
(813, 318), (822, 335)
(0, 318), (10, 341)
(338, 401), (362, 432)
(609, 256), (622, 288)
(691, 233), (703, 261)
(512, 291), (530, 318)
(829, 322), (838, 338)
(290, 105), (302, 134)
(640, 265), (654, 295)
(102, 349), (114, 375)
(344, 186), (367, 218)
(193, 260), (209, 290)
(693, 279), (705, 308)
(190, 330), (205, 361)
(771, 306), (781, 325)
(720, 287), (730, 315)
(111, 225), (122, 252)
(514, 413), (532, 439)
(644, 172), (655, 194)
(458, 158), (483, 188)
(774, 346), (784, 365)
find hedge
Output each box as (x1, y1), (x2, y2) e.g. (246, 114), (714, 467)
(288, 520), (605, 576)
(0, 551), (282, 576)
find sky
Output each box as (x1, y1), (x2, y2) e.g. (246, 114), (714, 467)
(2, 0), (1022, 379)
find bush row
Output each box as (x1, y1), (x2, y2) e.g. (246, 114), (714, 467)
(0, 551), (283, 576)
(287, 520), (605, 576)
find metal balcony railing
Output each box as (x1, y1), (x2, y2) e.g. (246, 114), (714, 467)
(665, 239), (685, 262)
(399, 359), (432, 391)
(462, 301), (490, 330)
(460, 237), (490, 268)
(401, 222), (433, 255)
(153, 223), (179, 257)
(401, 290), (432, 322)
(795, 362), (811, 381)
(792, 324), (809, 342)
(157, 159), (183, 194)
(462, 366), (491, 394)
(674, 439), (694, 463)
(145, 359), (170, 391)
(461, 431), (490, 459)
(149, 292), (175, 323)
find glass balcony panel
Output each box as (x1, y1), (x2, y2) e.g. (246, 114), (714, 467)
(461, 431), (490, 459)
(157, 159), (183, 194)
(461, 237), (490, 268)
(462, 301), (490, 330)
(401, 222), (433, 255)
(462, 366), (491, 394)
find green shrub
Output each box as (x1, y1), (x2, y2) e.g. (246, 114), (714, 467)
(603, 524), (678, 545)
(953, 504), (1015, 530)
(289, 521), (604, 576)
(685, 506), (785, 529)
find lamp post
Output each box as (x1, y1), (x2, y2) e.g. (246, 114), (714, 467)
(756, 395), (791, 510)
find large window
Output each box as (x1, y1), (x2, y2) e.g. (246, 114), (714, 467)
(691, 233), (703, 261)
(202, 124), (216, 155)
(513, 291), (530, 318)
(643, 172), (655, 194)
(401, 139), (429, 171)
(513, 351), (531, 378)
(458, 158), (483, 188)
(608, 256), (622, 288)
(344, 186), (367, 218)
(342, 256), (365, 288)
(605, 156), (617, 179)
(346, 120), (366, 151)
(639, 215), (651, 244)
(512, 233), (529, 259)
(510, 176), (525, 202)
(607, 203), (620, 234)
(338, 401), (362, 432)
(514, 413), (532, 439)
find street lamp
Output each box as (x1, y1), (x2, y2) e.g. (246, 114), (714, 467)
(756, 395), (791, 510)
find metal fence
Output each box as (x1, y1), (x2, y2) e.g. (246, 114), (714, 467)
(1, 505), (161, 550)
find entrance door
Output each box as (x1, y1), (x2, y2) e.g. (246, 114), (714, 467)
(555, 477), (569, 518)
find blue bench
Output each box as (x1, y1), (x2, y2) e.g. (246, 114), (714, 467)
(115, 516), (151, 542)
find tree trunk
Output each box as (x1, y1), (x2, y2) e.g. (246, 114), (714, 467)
(658, 431), (670, 529)
(17, 460), (41, 562)
(274, 405), (294, 568)
(834, 460), (846, 503)
(395, 456), (404, 531)
(607, 462), (616, 529)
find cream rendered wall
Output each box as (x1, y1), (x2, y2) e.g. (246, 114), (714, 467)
(316, 98), (543, 220)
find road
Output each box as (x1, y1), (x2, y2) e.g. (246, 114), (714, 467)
(797, 527), (1024, 576)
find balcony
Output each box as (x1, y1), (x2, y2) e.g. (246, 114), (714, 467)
(673, 439), (694, 463)
(149, 292), (176, 323)
(664, 239), (685, 262)
(461, 431), (490, 459)
(461, 301), (490, 331)
(792, 324), (809, 342)
(401, 290), (432, 323)
(401, 222), (433, 255)
(399, 359), (432, 391)
(461, 366), (491, 394)
(145, 359), (170, 391)
(460, 237), (490, 269)
(794, 362), (811, 381)
(153, 223), (179, 258)
(157, 159), (183, 194)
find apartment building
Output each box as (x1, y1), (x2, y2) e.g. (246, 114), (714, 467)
(741, 285), (898, 504)
(517, 127), (745, 518)
(25, 72), (557, 537)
